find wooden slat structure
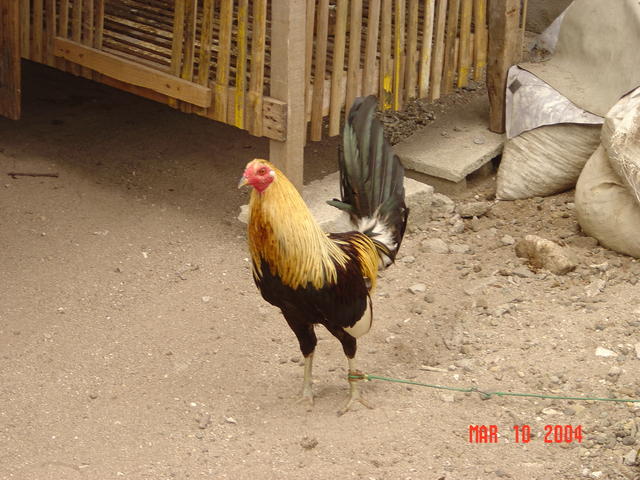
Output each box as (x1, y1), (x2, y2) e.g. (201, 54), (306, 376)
(3, 0), (524, 185)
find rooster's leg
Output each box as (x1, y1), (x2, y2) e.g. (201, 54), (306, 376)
(296, 351), (315, 408)
(338, 356), (373, 416)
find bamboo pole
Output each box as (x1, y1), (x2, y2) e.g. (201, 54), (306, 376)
(168, 0), (185, 108)
(310, 0), (329, 141)
(472, 0), (487, 81)
(344, 0), (363, 121)
(418, 0), (435, 98)
(457, 0), (472, 87)
(95, 0), (105, 48)
(303, 0), (316, 140)
(32, 0), (43, 63)
(441, 0), (460, 93)
(213, 0), (233, 121)
(362, 0), (381, 96)
(379, 0), (393, 109)
(405, 0), (419, 100)
(20, 0), (30, 58)
(247, 0), (267, 136)
(328, 0), (347, 136)
(234, 0), (248, 127)
(197, 0), (215, 86)
(44, 0), (56, 66)
(81, 0), (94, 76)
(429, 0), (447, 100)
(393, 0), (405, 110)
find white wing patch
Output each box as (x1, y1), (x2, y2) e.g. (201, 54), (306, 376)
(344, 296), (373, 338)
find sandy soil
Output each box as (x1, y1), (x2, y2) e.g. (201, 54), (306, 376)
(1, 64), (639, 480)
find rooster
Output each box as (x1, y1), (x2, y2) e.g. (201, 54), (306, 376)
(239, 96), (408, 414)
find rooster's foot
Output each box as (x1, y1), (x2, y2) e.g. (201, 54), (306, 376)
(337, 370), (373, 416)
(296, 387), (314, 411)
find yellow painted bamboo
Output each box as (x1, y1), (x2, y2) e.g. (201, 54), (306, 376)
(329, 0), (347, 136)
(168, 0), (185, 108)
(418, 0), (435, 98)
(214, 0), (233, 121)
(380, 0), (393, 109)
(247, 0), (267, 136)
(234, 0), (249, 127)
(393, 0), (405, 110)
(344, 0), (363, 121)
(473, 0), (487, 81)
(457, 0), (472, 87)
(95, 0), (105, 48)
(197, 0), (215, 86)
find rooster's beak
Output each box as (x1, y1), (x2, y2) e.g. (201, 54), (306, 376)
(238, 175), (249, 188)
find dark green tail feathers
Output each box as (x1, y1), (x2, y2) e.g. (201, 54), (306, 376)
(328, 95), (409, 266)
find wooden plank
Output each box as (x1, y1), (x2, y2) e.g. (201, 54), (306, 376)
(441, 0), (460, 93)
(487, 0), (520, 132)
(96, 73), (287, 141)
(457, 0), (472, 87)
(344, 0), (363, 120)
(328, 0), (348, 136)
(418, 0), (435, 98)
(405, 0), (419, 100)
(310, 0), (329, 141)
(247, 0), (267, 136)
(472, 0), (487, 81)
(0, 0), (21, 120)
(429, 0), (447, 100)
(234, 0), (249, 128)
(54, 38), (212, 107)
(179, 0), (197, 112)
(19, 0), (30, 58)
(32, 0), (44, 62)
(362, 0), (381, 96)
(43, 0), (56, 65)
(270, 0), (307, 190)
(519, 0), (528, 61)
(213, 0), (233, 122)
(393, 0), (405, 110)
(379, 0), (392, 109)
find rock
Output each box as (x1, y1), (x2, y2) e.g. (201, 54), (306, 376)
(607, 366), (622, 379)
(635, 343), (640, 360)
(457, 201), (493, 218)
(401, 255), (416, 264)
(450, 218), (465, 234)
(409, 283), (427, 294)
(197, 413), (211, 429)
(541, 408), (562, 416)
(512, 267), (535, 278)
(423, 293), (435, 303)
(470, 217), (482, 232)
(585, 279), (606, 297)
(623, 449), (638, 466)
(514, 235), (578, 275)
(500, 235), (516, 246)
(441, 393), (455, 403)
(225, 417), (237, 424)
(450, 244), (471, 254)
(566, 236), (599, 249)
(595, 347), (618, 358)
(431, 193), (455, 219)
(421, 238), (450, 254)
(202, 296), (212, 303)
(300, 436), (318, 450)
(492, 304), (511, 317)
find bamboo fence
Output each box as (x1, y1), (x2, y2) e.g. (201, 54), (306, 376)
(18, 0), (513, 141)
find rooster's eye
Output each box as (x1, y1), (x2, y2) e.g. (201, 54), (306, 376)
(257, 167), (267, 175)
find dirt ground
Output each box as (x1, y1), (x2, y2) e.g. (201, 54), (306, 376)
(1, 64), (639, 480)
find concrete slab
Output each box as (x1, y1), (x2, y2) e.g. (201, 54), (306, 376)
(394, 95), (505, 183)
(238, 171), (435, 232)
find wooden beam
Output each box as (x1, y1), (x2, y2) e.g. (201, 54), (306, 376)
(269, 0), (306, 190)
(0, 0), (21, 120)
(54, 38), (212, 107)
(487, 0), (520, 133)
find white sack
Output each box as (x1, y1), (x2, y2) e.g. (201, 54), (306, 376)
(575, 146), (640, 258)
(496, 124), (601, 200)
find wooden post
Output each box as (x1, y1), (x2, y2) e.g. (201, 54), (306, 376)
(269, 0), (306, 191)
(487, 0), (520, 133)
(0, 0), (21, 120)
